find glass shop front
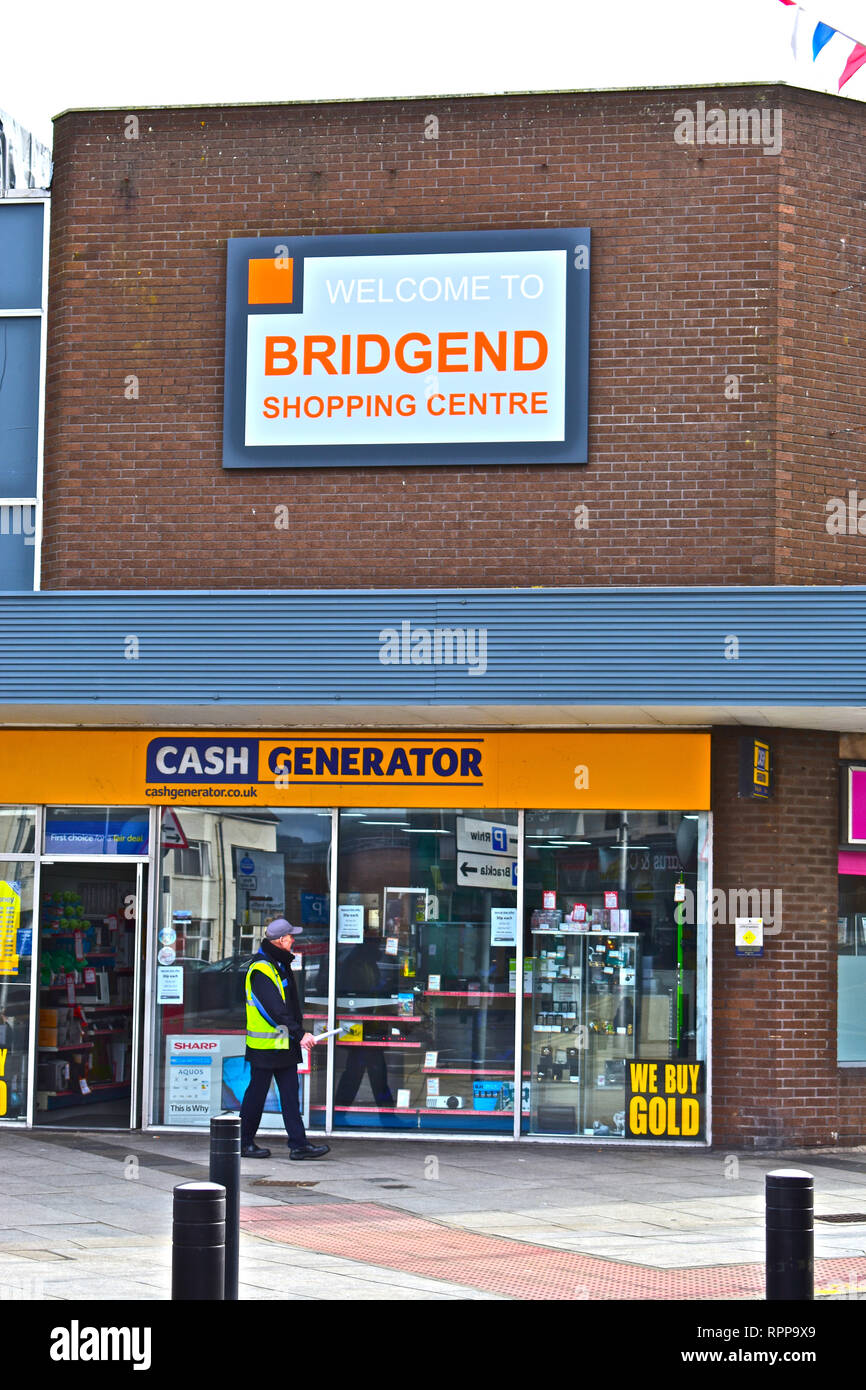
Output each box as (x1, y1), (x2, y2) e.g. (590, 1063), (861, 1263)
(0, 730), (711, 1143)
(148, 804), (709, 1142)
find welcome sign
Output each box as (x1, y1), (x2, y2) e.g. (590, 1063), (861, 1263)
(222, 229), (590, 468)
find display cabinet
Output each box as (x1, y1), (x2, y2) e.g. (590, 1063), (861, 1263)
(527, 926), (638, 1136)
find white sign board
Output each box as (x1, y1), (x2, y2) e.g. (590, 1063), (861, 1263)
(165, 1037), (220, 1121)
(735, 917), (764, 956)
(338, 904), (365, 943)
(490, 907), (518, 946)
(156, 966), (184, 1005)
(457, 852), (518, 890)
(224, 229), (590, 471)
(160, 809), (188, 850)
(456, 817), (518, 856)
(164, 1035), (298, 1129)
(245, 251), (568, 450)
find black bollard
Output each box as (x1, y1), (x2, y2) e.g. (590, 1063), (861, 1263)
(209, 1113), (241, 1301)
(766, 1169), (814, 1301)
(171, 1180), (226, 1301)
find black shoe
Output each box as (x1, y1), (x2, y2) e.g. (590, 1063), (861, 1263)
(241, 1142), (271, 1158)
(289, 1143), (330, 1160)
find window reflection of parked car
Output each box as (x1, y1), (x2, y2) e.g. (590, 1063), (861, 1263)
(174, 953), (254, 1019)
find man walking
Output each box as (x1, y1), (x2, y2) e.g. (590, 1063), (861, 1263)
(240, 917), (330, 1160)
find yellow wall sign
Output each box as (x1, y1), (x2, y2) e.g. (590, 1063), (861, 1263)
(0, 880), (21, 977)
(0, 730), (710, 811)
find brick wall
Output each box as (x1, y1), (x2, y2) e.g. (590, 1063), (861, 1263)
(711, 726), (865, 1148)
(42, 86), (786, 590)
(775, 90), (866, 582)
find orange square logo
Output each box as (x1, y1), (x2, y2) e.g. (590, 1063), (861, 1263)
(248, 257), (294, 305)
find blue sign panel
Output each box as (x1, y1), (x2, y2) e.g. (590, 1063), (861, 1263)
(45, 811), (149, 856)
(0, 203), (43, 311)
(301, 892), (329, 925)
(223, 228), (590, 469)
(146, 738), (259, 784)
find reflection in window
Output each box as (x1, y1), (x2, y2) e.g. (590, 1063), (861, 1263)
(152, 808), (331, 1128)
(177, 918), (214, 962)
(173, 842), (213, 878)
(0, 809), (36, 857)
(334, 809), (519, 1133)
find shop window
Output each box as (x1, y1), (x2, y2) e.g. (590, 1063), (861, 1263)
(0, 862), (35, 1121)
(522, 810), (709, 1140)
(0, 317), (40, 495)
(334, 808), (519, 1134)
(837, 862), (866, 1063)
(0, 203), (44, 310)
(151, 808), (331, 1127)
(0, 808), (35, 856)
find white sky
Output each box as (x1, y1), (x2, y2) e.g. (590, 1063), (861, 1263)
(4, 0), (866, 147)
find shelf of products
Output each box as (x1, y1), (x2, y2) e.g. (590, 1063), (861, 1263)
(336, 1013), (424, 1023)
(334, 1104), (515, 1116)
(40, 1080), (131, 1111)
(421, 1067), (522, 1076)
(423, 990), (514, 998)
(527, 917), (638, 1138)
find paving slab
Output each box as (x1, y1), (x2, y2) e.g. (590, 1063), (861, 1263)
(2, 1128), (866, 1301)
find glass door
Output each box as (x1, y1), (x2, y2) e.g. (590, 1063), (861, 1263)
(35, 859), (146, 1128)
(333, 808), (520, 1133)
(522, 810), (707, 1141)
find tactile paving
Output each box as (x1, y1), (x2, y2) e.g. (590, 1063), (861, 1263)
(240, 1201), (866, 1300)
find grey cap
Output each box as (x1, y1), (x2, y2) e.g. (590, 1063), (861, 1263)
(265, 917), (301, 939)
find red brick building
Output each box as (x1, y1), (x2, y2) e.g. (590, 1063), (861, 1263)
(1, 82), (864, 1147)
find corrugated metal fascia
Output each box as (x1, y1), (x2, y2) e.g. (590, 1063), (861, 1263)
(0, 587), (864, 706)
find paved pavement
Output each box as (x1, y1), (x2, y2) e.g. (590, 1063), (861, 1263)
(1, 1126), (865, 1301)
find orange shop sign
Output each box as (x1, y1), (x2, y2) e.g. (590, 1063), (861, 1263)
(0, 730), (709, 811)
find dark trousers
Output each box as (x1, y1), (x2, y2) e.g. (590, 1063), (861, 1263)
(334, 1048), (395, 1108)
(240, 1064), (306, 1148)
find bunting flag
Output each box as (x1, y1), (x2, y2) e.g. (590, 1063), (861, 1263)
(839, 42), (866, 90)
(779, 1), (866, 90)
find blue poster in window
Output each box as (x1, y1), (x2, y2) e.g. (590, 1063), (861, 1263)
(45, 810), (149, 855)
(301, 892), (329, 925)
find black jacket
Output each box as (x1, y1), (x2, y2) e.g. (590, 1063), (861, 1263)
(245, 939), (305, 1068)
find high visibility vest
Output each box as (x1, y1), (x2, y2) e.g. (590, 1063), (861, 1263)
(245, 956), (290, 1051)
